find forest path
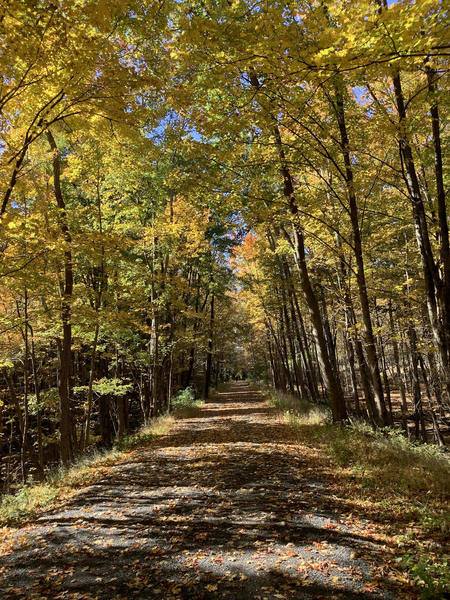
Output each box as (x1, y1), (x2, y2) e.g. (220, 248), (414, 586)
(0, 382), (410, 599)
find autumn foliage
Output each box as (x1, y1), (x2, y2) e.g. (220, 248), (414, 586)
(0, 0), (448, 543)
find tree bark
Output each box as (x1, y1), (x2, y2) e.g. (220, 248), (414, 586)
(47, 129), (73, 465)
(271, 124), (347, 421)
(426, 65), (450, 386)
(392, 72), (448, 383)
(333, 80), (387, 426)
(204, 293), (214, 399)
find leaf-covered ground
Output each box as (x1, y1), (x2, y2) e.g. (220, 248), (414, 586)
(0, 383), (419, 599)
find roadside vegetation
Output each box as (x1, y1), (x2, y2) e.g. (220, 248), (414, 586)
(268, 389), (450, 600)
(0, 387), (207, 527)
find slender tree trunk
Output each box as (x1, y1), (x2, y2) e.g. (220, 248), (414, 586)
(348, 302), (377, 425)
(117, 396), (128, 439)
(185, 274), (202, 387)
(292, 282), (320, 399)
(266, 336), (277, 388)
(290, 223), (347, 420)
(272, 125), (347, 421)
(418, 354), (445, 446)
(81, 322), (99, 450)
(427, 352), (448, 417)
(5, 364), (39, 462)
(283, 300), (303, 397)
(99, 395), (113, 448)
(426, 66), (450, 382)
(248, 71), (345, 420)
(407, 324), (426, 442)
(47, 129), (73, 465)
(28, 324), (44, 478)
(167, 348), (173, 413)
(392, 73), (448, 383)
(333, 80), (387, 426)
(388, 301), (408, 431)
(21, 291), (30, 482)
(266, 316), (291, 391)
(374, 300), (393, 424)
(278, 300), (295, 394)
(204, 293), (214, 399)
(288, 292), (310, 399)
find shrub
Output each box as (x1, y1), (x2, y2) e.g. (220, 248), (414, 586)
(171, 386), (196, 409)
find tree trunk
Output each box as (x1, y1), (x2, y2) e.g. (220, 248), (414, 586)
(29, 326), (44, 478)
(99, 395), (113, 448)
(392, 72), (448, 382)
(426, 66), (450, 381)
(388, 301), (408, 431)
(47, 129), (73, 465)
(272, 124), (347, 421)
(407, 324), (426, 442)
(204, 293), (214, 399)
(81, 322), (99, 450)
(333, 79), (387, 426)
(117, 396), (128, 439)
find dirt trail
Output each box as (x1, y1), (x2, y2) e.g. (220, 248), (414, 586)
(0, 382), (407, 599)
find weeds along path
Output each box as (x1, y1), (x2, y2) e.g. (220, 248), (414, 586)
(0, 382), (414, 599)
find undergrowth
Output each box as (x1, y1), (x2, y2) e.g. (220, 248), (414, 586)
(270, 389), (449, 497)
(0, 385), (209, 527)
(268, 388), (450, 600)
(0, 414), (174, 527)
(170, 386), (204, 417)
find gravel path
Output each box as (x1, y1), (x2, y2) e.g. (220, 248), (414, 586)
(0, 382), (406, 599)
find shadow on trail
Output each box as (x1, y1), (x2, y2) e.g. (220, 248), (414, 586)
(0, 382), (407, 599)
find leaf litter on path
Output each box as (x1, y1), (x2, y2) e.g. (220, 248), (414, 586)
(0, 382), (416, 599)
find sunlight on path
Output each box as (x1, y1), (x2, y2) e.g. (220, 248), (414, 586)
(0, 383), (406, 599)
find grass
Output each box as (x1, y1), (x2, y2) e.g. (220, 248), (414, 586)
(269, 389), (449, 498)
(267, 388), (450, 600)
(0, 385), (210, 528)
(0, 414), (175, 528)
